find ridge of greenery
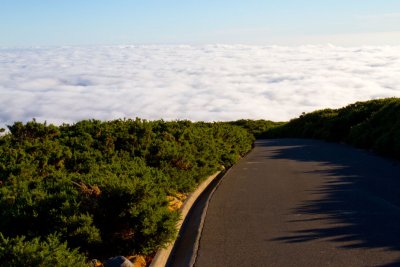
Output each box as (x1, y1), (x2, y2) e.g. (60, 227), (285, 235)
(0, 119), (254, 266)
(1, 98), (398, 266)
(226, 119), (285, 138)
(265, 98), (400, 159)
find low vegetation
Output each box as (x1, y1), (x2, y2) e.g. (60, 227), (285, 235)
(1, 98), (398, 266)
(227, 119), (284, 138)
(266, 98), (400, 159)
(0, 119), (254, 266)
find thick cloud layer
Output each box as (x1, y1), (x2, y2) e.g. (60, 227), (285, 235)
(1, 45), (399, 127)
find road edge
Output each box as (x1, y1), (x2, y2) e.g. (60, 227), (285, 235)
(188, 166), (233, 267)
(149, 171), (222, 267)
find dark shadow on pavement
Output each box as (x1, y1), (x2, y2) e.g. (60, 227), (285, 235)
(166, 171), (226, 267)
(263, 139), (400, 266)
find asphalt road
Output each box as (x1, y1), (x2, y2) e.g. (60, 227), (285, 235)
(170, 139), (400, 267)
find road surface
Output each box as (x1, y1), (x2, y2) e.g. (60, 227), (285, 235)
(170, 139), (400, 267)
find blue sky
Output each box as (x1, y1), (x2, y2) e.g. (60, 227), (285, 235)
(1, 0), (400, 46)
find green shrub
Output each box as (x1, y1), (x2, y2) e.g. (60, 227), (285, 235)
(266, 98), (400, 159)
(0, 233), (88, 267)
(227, 119), (284, 138)
(0, 118), (254, 263)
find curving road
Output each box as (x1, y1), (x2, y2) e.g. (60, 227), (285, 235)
(169, 139), (400, 267)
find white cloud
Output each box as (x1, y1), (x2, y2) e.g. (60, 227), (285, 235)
(1, 45), (400, 128)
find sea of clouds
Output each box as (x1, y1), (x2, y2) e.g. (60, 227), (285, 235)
(0, 45), (399, 128)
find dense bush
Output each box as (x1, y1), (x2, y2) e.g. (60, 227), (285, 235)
(0, 119), (254, 264)
(266, 98), (400, 159)
(226, 119), (284, 138)
(0, 234), (88, 267)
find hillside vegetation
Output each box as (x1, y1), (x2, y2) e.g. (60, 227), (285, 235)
(266, 98), (400, 159)
(0, 119), (254, 266)
(227, 119), (285, 138)
(1, 98), (398, 266)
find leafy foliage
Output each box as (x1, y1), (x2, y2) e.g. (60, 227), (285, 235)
(0, 233), (88, 267)
(227, 119), (284, 138)
(266, 98), (400, 159)
(0, 119), (254, 264)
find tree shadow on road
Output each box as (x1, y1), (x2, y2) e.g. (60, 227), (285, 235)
(261, 139), (400, 266)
